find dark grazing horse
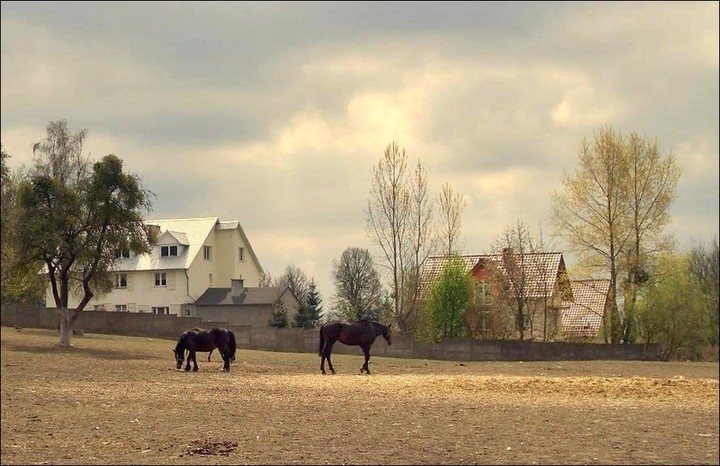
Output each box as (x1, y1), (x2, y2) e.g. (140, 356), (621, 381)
(318, 319), (392, 375)
(174, 327), (237, 372)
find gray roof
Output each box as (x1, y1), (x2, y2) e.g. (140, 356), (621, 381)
(194, 286), (285, 306)
(111, 216), (262, 274)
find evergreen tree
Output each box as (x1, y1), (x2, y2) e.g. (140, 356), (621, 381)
(269, 301), (289, 328)
(293, 279), (324, 328)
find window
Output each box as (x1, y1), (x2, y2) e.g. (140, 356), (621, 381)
(161, 245), (178, 257)
(475, 281), (492, 306)
(115, 304), (128, 312)
(115, 249), (130, 259)
(209, 273), (213, 286)
(203, 245), (212, 260)
(152, 306), (169, 315)
(238, 247), (245, 262)
(154, 272), (167, 287)
(185, 309), (192, 316)
(115, 273), (127, 289)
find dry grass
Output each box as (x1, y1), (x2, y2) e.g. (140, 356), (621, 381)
(1, 327), (718, 465)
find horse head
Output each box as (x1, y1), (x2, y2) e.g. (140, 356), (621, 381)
(383, 323), (392, 346)
(173, 347), (184, 369)
(174, 332), (187, 369)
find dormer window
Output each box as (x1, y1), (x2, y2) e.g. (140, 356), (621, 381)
(115, 249), (130, 259)
(161, 245), (178, 257)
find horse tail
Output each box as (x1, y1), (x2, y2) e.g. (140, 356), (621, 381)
(318, 323), (326, 357)
(228, 330), (237, 361)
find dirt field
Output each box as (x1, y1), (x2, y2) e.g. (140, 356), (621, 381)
(1, 327), (718, 465)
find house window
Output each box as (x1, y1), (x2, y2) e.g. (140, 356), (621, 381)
(154, 272), (167, 287)
(115, 273), (127, 289)
(185, 309), (192, 316)
(475, 281), (492, 306)
(115, 249), (130, 259)
(209, 273), (213, 286)
(238, 247), (245, 262)
(152, 306), (169, 315)
(161, 245), (178, 257)
(203, 245), (212, 260)
(115, 304), (128, 312)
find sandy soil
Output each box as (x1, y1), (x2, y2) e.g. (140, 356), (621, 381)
(1, 327), (718, 465)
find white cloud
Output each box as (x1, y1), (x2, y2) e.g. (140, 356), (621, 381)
(1, 1), (717, 300)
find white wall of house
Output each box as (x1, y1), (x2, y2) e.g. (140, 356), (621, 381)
(46, 270), (191, 315)
(214, 228), (262, 288)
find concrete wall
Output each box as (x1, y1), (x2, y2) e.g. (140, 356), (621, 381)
(0, 304), (658, 361)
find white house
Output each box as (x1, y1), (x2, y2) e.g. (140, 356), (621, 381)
(45, 217), (265, 316)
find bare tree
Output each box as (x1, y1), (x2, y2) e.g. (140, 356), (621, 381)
(488, 220), (541, 341)
(332, 247), (384, 321)
(621, 132), (680, 343)
(551, 125), (680, 344)
(276, 264), (310, 304)
(437, 182), (466, 256)
(366, 142), (434, 333)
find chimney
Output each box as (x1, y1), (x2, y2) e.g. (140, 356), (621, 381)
(145, 224), (161, 243)
(231, 277), (245, 297)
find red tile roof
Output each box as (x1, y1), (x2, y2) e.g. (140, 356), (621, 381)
(420, 252), (565, 299)
(561, 279), (610, 338)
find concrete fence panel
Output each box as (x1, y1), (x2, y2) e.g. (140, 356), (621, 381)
(0, 304), (658, 362)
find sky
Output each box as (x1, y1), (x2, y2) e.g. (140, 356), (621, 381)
(2, 1), (718, 306)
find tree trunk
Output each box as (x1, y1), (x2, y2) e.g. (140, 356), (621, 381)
(58, 308), (80, 347)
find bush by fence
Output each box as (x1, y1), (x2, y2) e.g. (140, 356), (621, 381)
(0, 304), (658, 361)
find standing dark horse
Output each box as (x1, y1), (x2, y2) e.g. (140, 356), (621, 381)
(174, 328), (237, 372)
(318, 319), (392, 375)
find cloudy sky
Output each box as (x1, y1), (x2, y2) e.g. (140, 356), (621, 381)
(2, 1), (718, 303)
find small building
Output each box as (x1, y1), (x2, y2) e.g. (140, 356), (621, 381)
(188, 278), (301, 327)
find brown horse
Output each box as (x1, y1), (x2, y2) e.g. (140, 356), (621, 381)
(173, 327), (236, 372)
(318, 319), (392, 374)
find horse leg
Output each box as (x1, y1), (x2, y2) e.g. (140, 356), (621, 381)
(207, 349), (213, 361)
(320, 344), (328, 374)
(326, 344), (336, 375)
(320, 341), (336, 375)
(361, 345), (371, 374)
(184, 352), (192, 371)
(222, 349), (230, 372)
(191, 351), (199, 371)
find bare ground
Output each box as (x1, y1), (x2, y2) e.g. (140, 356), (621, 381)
(1, 327), (718, 465)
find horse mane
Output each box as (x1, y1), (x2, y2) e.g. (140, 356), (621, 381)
(174, 332), (187, 353)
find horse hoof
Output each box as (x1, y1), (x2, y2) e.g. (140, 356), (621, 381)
(184, 367), (191, 372)
(193, 367), (199, 372)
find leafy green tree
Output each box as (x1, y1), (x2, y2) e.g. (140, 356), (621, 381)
(688, 237), (719, 346)
(550, 126), (680, 343)
(16, 120), (154, 346)
(1, 145), (48, 305)
(636, 252), (709, 360)
(332, 247), (384, 321)
(425, 254), (474, 342)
